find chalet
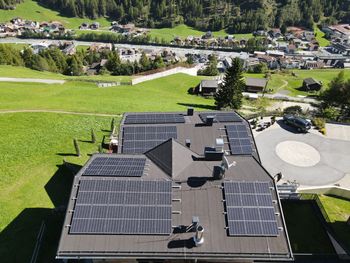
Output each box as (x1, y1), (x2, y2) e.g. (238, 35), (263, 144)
(327, 24), (350, 41)
(301, 60), (325, 69)
(90, 22), (100, 30)
(303, 31), (315, 41)
(302, 78), (322, 91)
(245, 77), (268, 92)
(268, 28), (282, 39)
(198, 80), (219, 96)
(79, 22), (89, 30)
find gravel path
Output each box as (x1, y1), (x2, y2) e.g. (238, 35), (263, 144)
(0, 77), (65, 84)
(0, 109), (121, 117)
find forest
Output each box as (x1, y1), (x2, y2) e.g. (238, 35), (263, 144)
(2, 0), (350, 33)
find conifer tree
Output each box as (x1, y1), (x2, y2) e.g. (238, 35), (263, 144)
(214, 57), (244, 110)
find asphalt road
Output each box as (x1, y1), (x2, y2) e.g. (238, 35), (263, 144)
(255, 120), (350, 187)
(0, 37), (246, 59)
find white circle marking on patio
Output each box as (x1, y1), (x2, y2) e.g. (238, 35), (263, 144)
(275, 141), (321, 167)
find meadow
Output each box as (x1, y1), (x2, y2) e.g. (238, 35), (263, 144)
(0, 66), (349, 262)
(0, 0), (110, 28)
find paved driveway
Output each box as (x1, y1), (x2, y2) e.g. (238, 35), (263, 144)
(255, 121), (350, 187)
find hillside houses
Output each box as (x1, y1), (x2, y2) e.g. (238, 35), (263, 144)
(0, 17), (72, 38)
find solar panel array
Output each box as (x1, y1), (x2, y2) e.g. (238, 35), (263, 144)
(124, 113), (185, 124)
(83, 157), (146, 177)
(226, 124), (254, 155)
(199, 112), (242, 123)
(122, 126), (177, 154)
(223, 181), (279, 236)
(70, 179), (172, 235)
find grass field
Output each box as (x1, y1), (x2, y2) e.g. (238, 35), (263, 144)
(282, 201), (335, 254)
(0, 73), (213, 113)
(0, 112), (113, 262)
(0, 0), (110, 28)
(319, 195), (350, 251)
(266, 69), (350, 96)
(149, 24), (253, 42)
(0, 65), (131, 82)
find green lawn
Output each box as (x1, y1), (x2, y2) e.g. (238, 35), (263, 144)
(282, 201), (335, 254)
(0, 73), (214, 113)
(0, 112), (113, 262)
(266, 69), (350, 97)
(0, 0), (110, 29)
(314, 24), (331, 47)
(0, 65), (131, 82)
(319, 195), (350, 251)
(149, 24), (252, 42)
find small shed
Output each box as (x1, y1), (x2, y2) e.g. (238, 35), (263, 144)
(199, 80), (219, 96)
(245, 78), (268, 93)
(302, 78), (322, 91)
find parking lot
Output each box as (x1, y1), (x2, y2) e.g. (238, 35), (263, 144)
(254, 120), (350, 187)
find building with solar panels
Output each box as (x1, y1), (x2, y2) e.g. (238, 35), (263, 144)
(57, 110), (293, 262)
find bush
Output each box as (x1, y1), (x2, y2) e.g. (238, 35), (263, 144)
(283, 105), (302, 115)
(322, 106), (340, 120)
(319, 127), (327, 135)
(312, 117), (326, 130)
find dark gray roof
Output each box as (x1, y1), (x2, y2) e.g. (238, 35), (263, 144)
(246, 77), (268, 88)
(57, 111), (293, 261)
(303, 77), (320, 85)
(145, 138), (196, 178)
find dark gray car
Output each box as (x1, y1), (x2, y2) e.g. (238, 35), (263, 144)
(283, 115), (311, 132)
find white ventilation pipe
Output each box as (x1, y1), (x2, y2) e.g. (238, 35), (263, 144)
(193, 225), (204, 246)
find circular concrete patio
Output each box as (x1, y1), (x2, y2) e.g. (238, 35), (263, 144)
(254, 123), (350, 187)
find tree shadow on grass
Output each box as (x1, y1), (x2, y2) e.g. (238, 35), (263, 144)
(0, 162), (81, 263)
(177, 102), (216, 110)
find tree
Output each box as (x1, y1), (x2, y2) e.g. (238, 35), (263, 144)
(214, 58), (244, 110)
(91, 128), (96, 143)
(73, 138), (80, 157)
(321, 71), (350, 118)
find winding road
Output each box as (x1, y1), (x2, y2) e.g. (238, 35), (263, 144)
(0, 77), (65, 84)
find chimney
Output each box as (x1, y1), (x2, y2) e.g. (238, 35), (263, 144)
(185, 139), (191, 148)
(206, 116), (214, 126)
(193, 225), (204, 246)
(187, 107), (194, 116)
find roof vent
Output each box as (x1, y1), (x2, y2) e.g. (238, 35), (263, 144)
(215, 138), (224, 152)
(206, 115), (214, 126)
(187, 107), (194, 116)
(185, 139), (191, 148)
(193, 225), (204, 247)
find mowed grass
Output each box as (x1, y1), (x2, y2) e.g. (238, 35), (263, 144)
(282, 201), (335, 254)
(319, 195), (350, 251)
(266, 69), (350, 96)
(0, 73), (214, 113)
(149, 24), (252, 42)
(0, 0), (110, 29)
(0, 65), (131, 82)
(0, 112), (113, 262)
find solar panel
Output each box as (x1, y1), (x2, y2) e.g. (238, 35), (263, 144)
(199, 112), (242, 123)
(82, 157), (146, 177)
(122, 126), (177, 154)
(223, 181), (279, 237)
(124, 113), (185, 124)
(226, 124), (255, 155)
(70, 179), (172, 235)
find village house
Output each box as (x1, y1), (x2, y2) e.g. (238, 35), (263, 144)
(302, 78), (322, 91)
(245, 77), (268, 93)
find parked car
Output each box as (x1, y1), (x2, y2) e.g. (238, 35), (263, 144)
(283, 115), (311, 132)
